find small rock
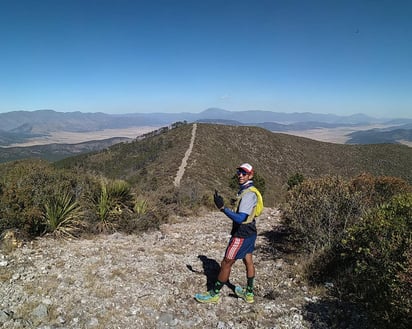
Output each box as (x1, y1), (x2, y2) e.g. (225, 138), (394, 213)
(217, 321), (226, 329)
(0, 310), (12, 323)
(275, 259), (284, 269)
(158, 312), (174, 325)
(11, 273), (20, 281)
(88, 317), (99, 327)
(32, 303), (48, 319)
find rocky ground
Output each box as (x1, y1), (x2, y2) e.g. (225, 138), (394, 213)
(0, 208), (366, 329)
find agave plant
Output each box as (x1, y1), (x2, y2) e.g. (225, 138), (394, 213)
(43, 190), (82, 238)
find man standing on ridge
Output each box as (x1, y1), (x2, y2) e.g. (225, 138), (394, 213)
(195, 163), (263, 304)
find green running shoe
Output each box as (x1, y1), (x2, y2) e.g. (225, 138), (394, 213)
(235, 286), (254, 303)
(194, 291), (220, 303)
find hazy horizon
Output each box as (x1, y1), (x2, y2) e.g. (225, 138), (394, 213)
(0, 107), (408, 119)
(1, 1), (411, 118)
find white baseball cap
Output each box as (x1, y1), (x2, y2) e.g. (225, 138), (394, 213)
(237, 163), (253, 173)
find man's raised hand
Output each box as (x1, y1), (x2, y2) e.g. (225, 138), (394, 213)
(214, 190), (224, 210)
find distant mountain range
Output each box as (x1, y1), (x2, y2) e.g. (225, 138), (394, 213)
(0, 109), (411, 149)
(0, 108), (405, 133)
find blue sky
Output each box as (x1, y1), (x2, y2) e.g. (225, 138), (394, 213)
(1, 0), (411, 118)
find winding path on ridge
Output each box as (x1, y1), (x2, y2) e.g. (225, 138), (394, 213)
(174, 123), (197, 187)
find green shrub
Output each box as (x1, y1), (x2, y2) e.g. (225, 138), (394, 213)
(0, 160), (87, 237)
(287, 172), (305, 190)
(350, 173), (412, 208)
(338, 193), (412, 328)
(282, 175), (363, 253)
(282, 173), (412, 328)
(282, 174), (411, 255)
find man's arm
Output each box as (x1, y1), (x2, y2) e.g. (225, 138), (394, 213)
(222, 208), (248, 224)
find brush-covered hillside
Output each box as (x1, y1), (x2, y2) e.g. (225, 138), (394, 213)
(0, 137), (130, 163)
(56, 123), (412, 207)
(2, 123), (411, 328)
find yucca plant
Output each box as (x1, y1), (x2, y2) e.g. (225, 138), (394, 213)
(43, 190), (82, 238)
(107, 179), (134, 209)
(94, 181), (115, 233)
(93, 179), (134, 233)
(96, 182), (111, 220)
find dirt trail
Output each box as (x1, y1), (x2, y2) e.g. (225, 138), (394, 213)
(174, 123), (197, 187)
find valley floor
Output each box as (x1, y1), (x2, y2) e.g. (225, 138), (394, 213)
(4, 126), (160, 147)
(0, 209), (366, 329)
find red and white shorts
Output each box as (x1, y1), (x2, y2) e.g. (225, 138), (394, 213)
(224, 235), (257, 260)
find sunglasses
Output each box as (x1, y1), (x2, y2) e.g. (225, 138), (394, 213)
(236, 169), (249, 176)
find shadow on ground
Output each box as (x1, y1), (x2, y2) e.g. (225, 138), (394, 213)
(187, 255), (237, 293)
(302, 298), (370, 329)
(259, 224), (297, 260)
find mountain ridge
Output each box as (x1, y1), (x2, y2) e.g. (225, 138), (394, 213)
(56, 123), (412, 207)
